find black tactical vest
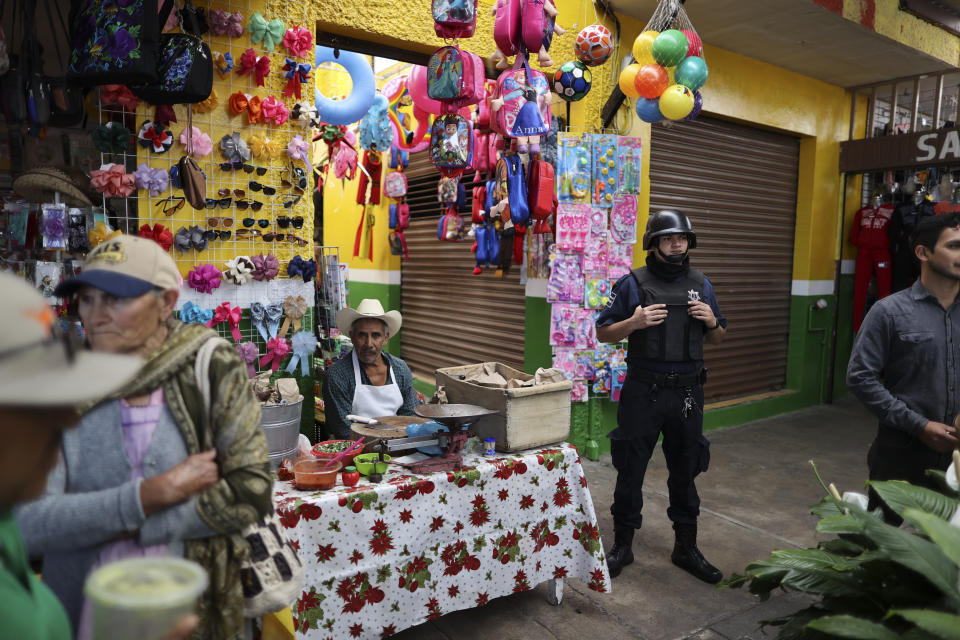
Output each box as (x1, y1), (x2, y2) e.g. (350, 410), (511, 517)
(628, 267), (706, 362)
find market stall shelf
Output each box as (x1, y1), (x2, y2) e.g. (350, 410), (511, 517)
(275, 442), (610, 639)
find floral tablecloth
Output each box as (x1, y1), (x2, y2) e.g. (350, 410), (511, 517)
(274, 441), (610, 639)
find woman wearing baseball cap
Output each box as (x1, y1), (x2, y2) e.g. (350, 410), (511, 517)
(16, 235), (272, 639)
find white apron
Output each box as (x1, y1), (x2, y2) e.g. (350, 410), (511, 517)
(351, 350), (403, 418)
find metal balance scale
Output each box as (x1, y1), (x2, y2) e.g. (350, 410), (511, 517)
(366, 404), (498, 480)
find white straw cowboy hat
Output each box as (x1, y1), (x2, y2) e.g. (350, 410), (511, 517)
(336, 299), (402, 336)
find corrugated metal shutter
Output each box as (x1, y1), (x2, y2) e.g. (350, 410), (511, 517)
(400, 151), (526, 381)
(650, 116), (800, 402)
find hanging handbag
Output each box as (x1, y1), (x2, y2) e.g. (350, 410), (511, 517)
(193, 337), (305, 618)
(68, 0), (164, 86)
(130, 0), (213, 105)
(179, 153), (207, 210)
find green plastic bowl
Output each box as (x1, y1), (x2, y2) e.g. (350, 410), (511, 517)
(353, 453), (391, 476)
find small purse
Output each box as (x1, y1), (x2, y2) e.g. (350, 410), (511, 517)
(193, 337), (304, 618)
(179, 115), (206, 210)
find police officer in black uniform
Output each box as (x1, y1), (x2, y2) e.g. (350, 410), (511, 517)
(595, 210), (727, 583)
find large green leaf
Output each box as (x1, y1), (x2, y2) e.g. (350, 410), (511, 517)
(819, 538), (865, 556)
(869, 480), (959, 521)
(902, 508), (960, 568)
(778, 567), (866, 598)
(817, 514), (865, 535)
(769, 549), (851, 571)
(925, 470), (960, 498)
(888, 609), (960, 640)
(812, 497), (846, 519)
(806, 614), (900, 640)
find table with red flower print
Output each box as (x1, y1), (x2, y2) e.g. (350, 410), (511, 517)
(274, 442), (611, 640)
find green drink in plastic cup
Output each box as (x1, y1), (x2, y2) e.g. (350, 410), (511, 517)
(84, 557), (208, 640)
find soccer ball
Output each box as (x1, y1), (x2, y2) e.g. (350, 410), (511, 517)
(553, 61), (592, 102)
(575, 24), (613, 67)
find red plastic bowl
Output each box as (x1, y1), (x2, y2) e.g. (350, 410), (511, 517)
(312, 440), (362, 467)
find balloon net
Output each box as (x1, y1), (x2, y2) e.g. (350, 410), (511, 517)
(641, 0), (703, 63)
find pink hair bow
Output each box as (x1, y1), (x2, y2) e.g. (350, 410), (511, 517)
(237, 48), (270, 87)
(210, 9), (244, 37)
(179, 126), (213, 158)
(206, 302), (243, 342)
(260, 96), (289, 126)
(187, 264), (222, 294)
(236, 341), (259, 377)
(282, 58), (311, 99)
(282, 26), (313, 59)
(90, 164), (135, 198)
(260, 336), (291, 372)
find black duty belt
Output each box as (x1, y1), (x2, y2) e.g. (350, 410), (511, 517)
(627, 367), (705, 387)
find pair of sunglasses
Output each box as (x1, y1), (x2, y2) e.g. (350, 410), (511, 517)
(279, 167), (307, 193)
(235, 199), (263, 211)
(242, 218), (270, 229)
(282, 195), (301, 208)
(203, 230), (231, 241)
(220, 161), (267, 175)
(205, 197), (231, 209)
(249, 181), (276, 196)
(277, 215), (304, 229)
(208, 217), (234, 228)
(217, 188), (246, 198)
(154, 196), (185, 216)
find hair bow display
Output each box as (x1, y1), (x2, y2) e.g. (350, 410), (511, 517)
(188, 264), (222, 294)
(92, 122), (132, 155)
(281, 26), (313, 59)
(228, 91), (249, 116)
(224, 256), (255, 285)
(260, 336), (290, 372)
(285, 331), (318, 376)
(215, 52), (234, 78)
(181, 301), (214, 325)
(154, 104), (177, 126)
(193, 89), (219, 114)
(278, 295), (307, 337)
(138, 121), (173, 154)
(210, 9), (244, 37)
(248, 134), (278, 160)
(137, 223), (173, 252)
(220, 132), (251, 163)
(249, 12), (284, 51)
(287, 134), (310, 164)
(287, 256), (317, 283)
(251, 253), (279, 281)
(179, 126), (213, 159)
(175, 225), (208, 253)
(133, 164), (169, 197)
(236, 341), (259, 377)
(290, 102), (320, 129)
(237, 48), (270, 87)
(250, 301), (284, 341)
(206, 302), (243, 342)
(99, 84), (140, 111)
(260, 96), (289, 126)
(282, 59), (311, 99)
(88, 222), (122, 248)
(42, 208), (66, 245)
(90, 164), (135, 198)
(247, 96), (263, 124)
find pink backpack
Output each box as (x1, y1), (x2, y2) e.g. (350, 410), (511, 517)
(383, 171), (407, 199)
(493, 0), (521, 57)
(493, 65), (551, 138)
(433, 0), (479, 39)
(474, 131), (489, 174)
(475, 80), (495, 130)
(522, 0), (546, 54)
(427, 46), (485, 110)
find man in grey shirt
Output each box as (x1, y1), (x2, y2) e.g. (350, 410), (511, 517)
(847, 212), (960, 505)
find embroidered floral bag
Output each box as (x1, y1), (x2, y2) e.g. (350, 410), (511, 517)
(68, 0), (165, 86)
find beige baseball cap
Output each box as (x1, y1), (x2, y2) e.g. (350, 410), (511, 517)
(54, 234), (180, 298)
(0, 273), (141, 406)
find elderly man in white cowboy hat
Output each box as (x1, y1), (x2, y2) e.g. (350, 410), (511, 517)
(322, 299), (420, 438)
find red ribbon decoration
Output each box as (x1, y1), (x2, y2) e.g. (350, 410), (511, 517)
(237, 48), (271, 87)
(205, 302), (243, 342)
(137, 223), (173, 252)
(144, 126), (171, 149)
(259, 337), (291, 371)
(154, 105), (177, 127)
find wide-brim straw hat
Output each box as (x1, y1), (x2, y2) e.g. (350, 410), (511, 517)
(13, 167), (93, 207)
(336, 298), (402, 336)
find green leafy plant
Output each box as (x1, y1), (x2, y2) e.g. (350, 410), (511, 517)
(723, 461), (960, 640)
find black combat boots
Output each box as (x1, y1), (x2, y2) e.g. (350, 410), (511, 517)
(605, 525), (635, 578)
(671, 522), (722, 584)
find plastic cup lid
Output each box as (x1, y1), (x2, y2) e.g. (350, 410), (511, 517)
(344, 466), (357, 472)
(84, 557), (209, 610)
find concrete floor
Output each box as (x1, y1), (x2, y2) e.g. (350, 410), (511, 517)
(394, 396), (876, 640)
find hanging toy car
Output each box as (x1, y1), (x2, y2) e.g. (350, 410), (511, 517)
(574, 24), (613, 67)
(553, 60), (592, 101)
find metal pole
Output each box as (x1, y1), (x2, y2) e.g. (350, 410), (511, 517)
(934, 74), (944, 129)
(825, 172), (849, 404)
(911, 76), (921, 132)
(865, 87), (876, 138)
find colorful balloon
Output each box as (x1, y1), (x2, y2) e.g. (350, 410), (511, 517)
(634, 64), (669, 99)
(659, 84), (695, 120)
(674, 56), (708, 91)
(683, 90), (703, 121)
(682, 29), (703, 58)
(631, 30), (660, 66)
(618, 63), (643, 99)
(382, 74), (434, 152)
(651, 30), (688, 67)
(635, 97), (663, 123)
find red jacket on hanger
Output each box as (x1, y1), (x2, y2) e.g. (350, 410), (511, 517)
(356, 150), (383, 205)
(850, 203), (894, 332)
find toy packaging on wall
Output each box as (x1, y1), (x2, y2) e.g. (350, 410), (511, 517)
(607, 242), (633, 279)
(527, 234), (552, 278)
(610, 194), (638, 244)
(589, 206), (608, 234)
(583, 277), (612, 309)
(550, 304), (579, 347)
(555, 203), (590, 252)
(591, 134), (618, 207)
(575, 349), (596, 380)
(617, 136), (642, 194)
(557, 133), (592, 204)
(575, 309), (596, 349)
(582, 230), (608, 275)
(611, 365), (627, 402)
(546, 250), (583, 303)
(552, 347), (576, 380)
(571, 379), (589, 403)
(592, 363), (611, 395)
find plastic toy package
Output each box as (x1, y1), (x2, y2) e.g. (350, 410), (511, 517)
(557, 133), (592, 205)
(589, 206), (608, 235)
(571, 379), (589, 403)
(607, 242), (633, 280)
(552, 347), (577, 380)
(549, 304), (579, 347)
(591, 133), (618, 207)
(575, 349), (596, 380)
(583, 277), (612, 309)
(555, 203), (590, 252)
(610, 194), (638, 244)
(592, 365), (611, 395)
(617, 136), (642, 195)
(575, 308), (596, 349)
(582, 230), (609, 275)
(527, 234), (552, 279)
(547, 250), (584, 303)
(609, 343), (628, 368)
(611, 365), (628, 402)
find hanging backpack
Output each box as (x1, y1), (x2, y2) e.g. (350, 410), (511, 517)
(389, 145), (409, 169)
(493, 63), (551, 139)
(433, 0), (479, 39)
(472, 185), (487, 225)
(396, 203), (410, 230)
(430, 113), (474, 172)
(437, 209), (465, 242)
(502, 154), (529, 227)
(476, 80), (495, 130)
(427, 46), (485, 109)
(521, 0), (546, 54)
(383, 171), (408, 200)
(68, 0), (165, 86)
(129, 0), (213, 105)
(527, 157), (556, 233)
(438, 176), (459, 205)
(473, 131), (489, 175)
(493, 0), (522, 58)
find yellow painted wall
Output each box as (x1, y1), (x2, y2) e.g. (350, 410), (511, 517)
(840, 0), (960, 67)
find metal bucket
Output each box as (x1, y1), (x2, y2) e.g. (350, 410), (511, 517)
(260, 400), (303, 468)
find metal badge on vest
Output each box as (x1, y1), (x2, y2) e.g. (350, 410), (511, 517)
(628, 267), (706, 362)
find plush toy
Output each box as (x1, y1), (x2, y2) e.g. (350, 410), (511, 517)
(358, 94), (393, 151)
(490, 0), (564, 69)
(531, 0), (565, 68)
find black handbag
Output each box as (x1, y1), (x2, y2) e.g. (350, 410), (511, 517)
(67, 0), (164, 86)
(130, 0), (213, 105)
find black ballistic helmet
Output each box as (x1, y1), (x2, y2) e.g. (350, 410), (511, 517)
(643, 209), (697, 250)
